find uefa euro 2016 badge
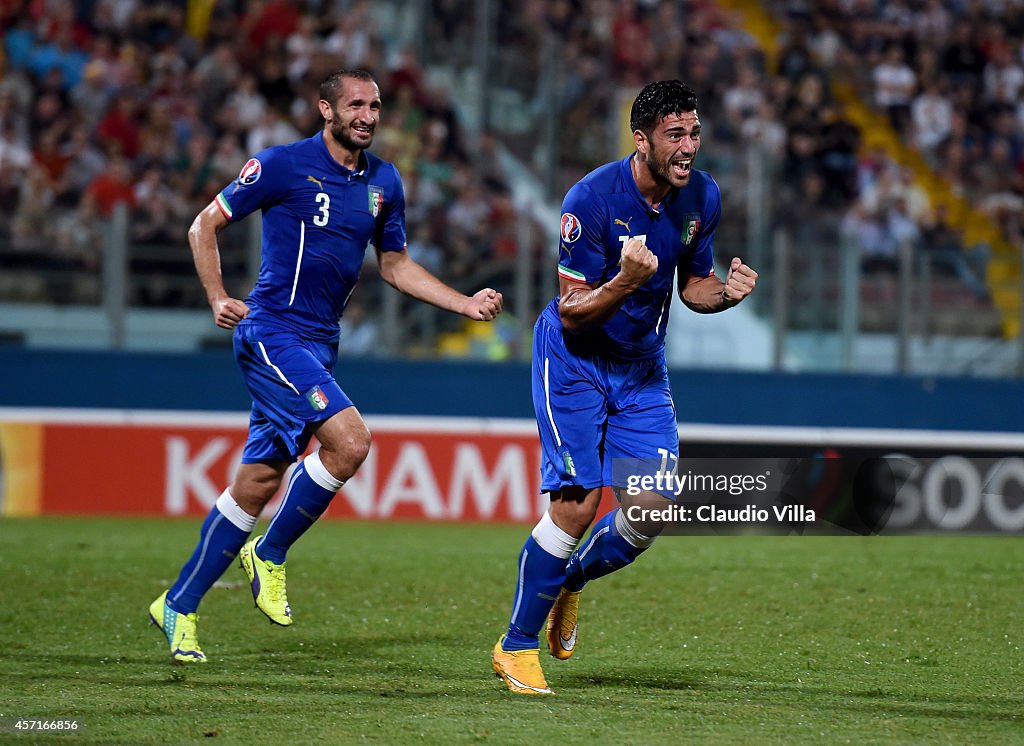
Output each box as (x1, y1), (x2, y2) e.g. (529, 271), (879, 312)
(237, 158), (262, 186)
(560, 213), (582, 243)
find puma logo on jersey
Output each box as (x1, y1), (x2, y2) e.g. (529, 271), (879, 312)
(614, 217), (632, 231)
(306, 175), (325, 190)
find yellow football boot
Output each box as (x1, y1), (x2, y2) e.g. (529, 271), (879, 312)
(546, 588), (582, 660)
(492, 636), (554, 695)
(149, 591), (207, 663)
(239, 536), (292, 626)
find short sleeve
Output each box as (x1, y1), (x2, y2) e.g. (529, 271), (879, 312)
(556, 181), (607, 285)
(374, 164), (407, 253)
(683, 177), (721, 278)
(214, 147), (291, 222)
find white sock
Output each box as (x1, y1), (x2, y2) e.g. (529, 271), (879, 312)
(531, 511), (579, 558)
(216, 489), (258, 532)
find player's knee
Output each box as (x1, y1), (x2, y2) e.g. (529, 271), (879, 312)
(320, 427), (371, 479)
(549, 487), (601, 536)
(347, 427), (372, 469)
(232, 472), (284, 510)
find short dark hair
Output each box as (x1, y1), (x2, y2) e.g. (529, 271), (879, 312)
(319, 69), (376, 105)
(630, 80), (698, 135)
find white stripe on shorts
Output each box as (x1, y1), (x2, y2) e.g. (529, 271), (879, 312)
(543, 356), (562, 447)
(257, 341), (300, 394)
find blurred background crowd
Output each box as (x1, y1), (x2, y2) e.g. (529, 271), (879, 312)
(1, 0), (1022, 367)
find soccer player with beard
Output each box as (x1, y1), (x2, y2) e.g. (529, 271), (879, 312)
(491, 80), (757, 694)
(149, 69), (503, 663)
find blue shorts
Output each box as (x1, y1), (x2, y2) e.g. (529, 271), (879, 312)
(532, 314), (679, 493)
(233, 321), (353, 463)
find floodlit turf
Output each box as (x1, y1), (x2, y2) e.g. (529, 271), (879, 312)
(1, 517), (1022, 745)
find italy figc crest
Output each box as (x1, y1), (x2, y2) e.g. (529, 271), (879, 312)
(682, 214), (701, 245)
(368, 186), (384, 217)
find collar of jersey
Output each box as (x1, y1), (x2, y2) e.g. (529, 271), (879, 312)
(621, 154), (671, 216)
(316, 132), (370, 179)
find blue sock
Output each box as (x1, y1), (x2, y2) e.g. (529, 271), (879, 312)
(167, 491), (257, 614)
(563, 508), (650, 592)
(257, 451), (342, 564)
(504, 513), (578, 651)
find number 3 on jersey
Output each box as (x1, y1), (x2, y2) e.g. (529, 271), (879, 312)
(314, 192), (330, 226)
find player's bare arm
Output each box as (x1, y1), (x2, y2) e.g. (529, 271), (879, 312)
(376, 248), (503, 321)
(188, 201), (251, 329)
(558, 237), (657, 332)
(680, 256), (757, 313)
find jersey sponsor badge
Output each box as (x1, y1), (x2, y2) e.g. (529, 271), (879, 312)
(682, 213), (701, 245)
(305, 385), (330, 411)
(237, 158), (262, 186)
(560, 212), (582, 243)
(368, 186), (384, 217)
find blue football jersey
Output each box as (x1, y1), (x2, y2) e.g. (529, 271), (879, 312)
(542, 154), (720, 360)
(215, 133), (407, 342)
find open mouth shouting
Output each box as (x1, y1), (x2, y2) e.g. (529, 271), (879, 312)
(671, 156), (693, 180)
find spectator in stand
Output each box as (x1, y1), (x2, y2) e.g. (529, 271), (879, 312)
(26, 26), (88, 90)
(246, 106), (300, 155)
(722, 62), (765, 139)
(242, 0), (300, 54)
(227, 74), (268, 131)
(911, 78), (953, 161)
(446, 176), (492, 248)
(740, 100), (787, 163)
(912, 0), (953, 48)
(818, 104), (861, 206)
(10, 166), (55, 251)
(324, 10), (374, 69)
(982, 43), (1024, 107)
(337, 300), (380, 357)
(32, 126), (69, 184)
(0, 118), (32, 175)
(872, 43), (917, 135)
(55, 127), (106, 207)
(922, 204), (991, 301)
(940, 20), (986, 87)
(96, 92), (140, 159)
(842, 200), (897, 274)
(83, 153), (136, 218)
(208, 133), (247, 185)
(70, 59), (109, 129)
(29, 67), (70, 135)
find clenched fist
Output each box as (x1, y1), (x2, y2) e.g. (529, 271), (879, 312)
(722, 257), (757, 305)
(211, 296), (250, 330)
(463, 287), (503, 321)
(619, 237), (658, 290)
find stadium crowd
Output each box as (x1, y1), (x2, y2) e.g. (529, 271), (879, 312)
(0, 0), (538, 324)
(1, 0), (1020, 346)
(762, 0), (1024, 298)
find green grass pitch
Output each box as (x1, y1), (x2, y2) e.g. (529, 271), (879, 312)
(1, 517), (1022, 744)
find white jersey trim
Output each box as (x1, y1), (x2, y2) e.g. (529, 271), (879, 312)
(288, 220), (305, 307)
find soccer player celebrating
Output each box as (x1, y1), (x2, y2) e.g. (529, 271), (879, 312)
(149, 69), (503, 663)
(491, 81), (756, 694)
